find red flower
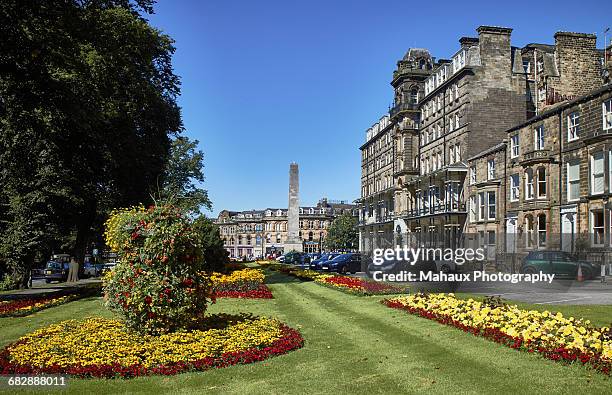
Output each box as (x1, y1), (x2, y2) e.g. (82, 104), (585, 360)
(144, 296), (152, 305)
(182, 278), (194, 287)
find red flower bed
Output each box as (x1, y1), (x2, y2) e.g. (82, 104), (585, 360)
(214, 284), (273, 299)
(316, 275), (408, 296)
(383, 299), (612, 376)
(0, 325), (303, 378)
(0, 295), (76, 318)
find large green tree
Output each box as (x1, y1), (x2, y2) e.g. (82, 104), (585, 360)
(159, 136), (212, 213)
(0, 0), (182, 287)
(324, 213), (358, 252)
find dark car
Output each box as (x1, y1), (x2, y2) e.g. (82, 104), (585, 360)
(366, 256), (457, 280)
(520, 250), (596, 279)
(321, 253), (363, 274)
(310, 253), (341, 270)
(44, 261), (70, 283)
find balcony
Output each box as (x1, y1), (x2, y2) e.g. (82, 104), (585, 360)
(520, 149), (553, 165)
(402, 202), (467, 219)
(389, 102), (419, 119)
(359, 212), (395, 226)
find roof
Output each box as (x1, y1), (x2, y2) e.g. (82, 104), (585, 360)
(466, 142), (508, 162)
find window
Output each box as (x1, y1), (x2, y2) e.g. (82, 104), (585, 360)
(567, 160), (580, 201)
(567, 112), (580, 141)
(454, 84), (459, 100)
(455, 144), (461, 162)
(487, 159), (495, 180)
(410, 88), (418, 104)
(470, 166), (476, 184)
(478, 192), (486, 220)
(449, 147), (455, 164)
(522, 60), (530, 73)
(469, 195), (477, 222)
(538, 87), (546, 102)
(525, 216), (535, 249)
(510, 135), (519, 158)
(449, 87), (454, 102)
(591, 151), (604, 195)
(537, 167), (546, 198)
(537, 214), (546, 247)
(437, 152), (442, 169)
(487, 231), (496, 246)
(536, 61), (543, 73)
(487, 192), (496, 220)
(604, 99), (612, 130)
(455, 114), (460, 130)
(534, 126), (544, 150)
(525, 169), (534, 200)
(510, 174), (519, 201)
(591, 209), (604, 246)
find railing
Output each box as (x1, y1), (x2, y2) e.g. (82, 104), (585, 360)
(402, 202), (467, 218)
(389, 102), (419, 118)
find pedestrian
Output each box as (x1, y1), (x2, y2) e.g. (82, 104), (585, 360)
(68, 257), (79, 283)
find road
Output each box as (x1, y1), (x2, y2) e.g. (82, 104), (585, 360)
(356, 272), (612, 305)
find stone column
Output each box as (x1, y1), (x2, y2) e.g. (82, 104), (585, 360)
(284, 163), (303, 252)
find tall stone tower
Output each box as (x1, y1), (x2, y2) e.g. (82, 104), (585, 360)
(284, 162), (302, 252)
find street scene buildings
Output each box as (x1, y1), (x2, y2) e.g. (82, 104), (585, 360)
(358, 25), (612, 270)
(216, 198), (357, 259)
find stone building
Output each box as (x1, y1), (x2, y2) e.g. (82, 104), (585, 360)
(358, 49), (435, 255)
(500, 84), (612, 267)
(358, 25), (607, 261)
(399, 26), (530, 249)
(216, 198), (357, 258)
(465, 142), (507, 262)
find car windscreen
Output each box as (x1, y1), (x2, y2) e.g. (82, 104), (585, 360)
(331, 254), (350, 262)
(46, 261), (62, 269)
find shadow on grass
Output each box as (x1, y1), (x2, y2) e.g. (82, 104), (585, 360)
(264, 270), (302, 285)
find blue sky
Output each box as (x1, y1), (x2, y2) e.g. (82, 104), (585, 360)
(147, 0), (607, 216)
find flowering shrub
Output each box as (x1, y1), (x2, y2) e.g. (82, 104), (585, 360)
(210, 269), (272, 298)
(384, 293), (612, 375)
(315, 275), (408, 296)
(103, 204), (213, 334)
(0, 295), (76, 317)
(0, 315), (304, 378)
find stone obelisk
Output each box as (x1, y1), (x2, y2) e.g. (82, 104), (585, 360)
(284, 162), (302, 252)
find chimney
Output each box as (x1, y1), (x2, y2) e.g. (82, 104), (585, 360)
(459, 37), (479, 49)
(476, 26), (513, 70)
(553, 31), (601, 96)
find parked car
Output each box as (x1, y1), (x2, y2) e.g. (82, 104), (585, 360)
(276, 255), (285, 263)
(310, 253), (341, 270)
(320, 253), (364, 274)
(283, 251), (311, 265)
(83, 262), (104, 277)
(521, 250), (596, 279)
(366, 258), (456, 278)
(44, 261), (69, 283)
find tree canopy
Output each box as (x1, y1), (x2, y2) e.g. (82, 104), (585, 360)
(324, 214), (358, 252)
(0, 0), (188, 287)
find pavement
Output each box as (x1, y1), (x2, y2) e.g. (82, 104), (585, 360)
(0, 278), (102, 300)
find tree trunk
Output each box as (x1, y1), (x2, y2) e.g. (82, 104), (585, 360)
(72, 199), (97, 280)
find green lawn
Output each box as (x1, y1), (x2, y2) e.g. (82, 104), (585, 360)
(1, 271), (610, 394)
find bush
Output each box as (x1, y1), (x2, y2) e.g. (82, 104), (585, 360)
(192, 217), (229, 273)
(103, 204), (213, 334)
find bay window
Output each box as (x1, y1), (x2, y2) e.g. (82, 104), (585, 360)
(487, 192), (496, 220)
(510, 174), (519, 201)
(537, 167), (546, 198)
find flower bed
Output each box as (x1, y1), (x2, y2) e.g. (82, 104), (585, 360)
(213, 284), (273, 299)
(210, 269), (272, 298)
(0, 295), (78, 318)
(384, 293), (612, 375)
(315, 275), (408, 296)
(0, 315), (304, 378)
